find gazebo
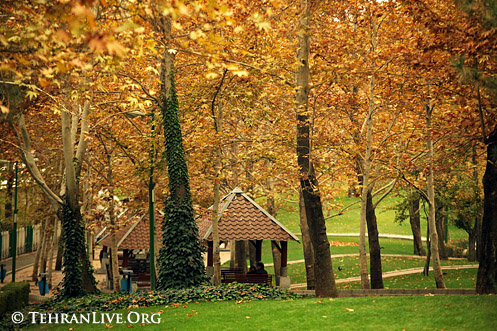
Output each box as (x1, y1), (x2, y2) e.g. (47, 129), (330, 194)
(98, 212), (162, 287)
(197, 187), (299, 288)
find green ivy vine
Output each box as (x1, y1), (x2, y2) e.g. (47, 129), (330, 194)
(60, 202), (94, 298)
(157, 65), (207, 289)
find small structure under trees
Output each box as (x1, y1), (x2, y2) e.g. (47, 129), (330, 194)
(98, 213), (162, 288)
(197, 188), (300, 288)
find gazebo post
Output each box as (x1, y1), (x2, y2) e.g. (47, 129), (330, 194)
(280, 241), (290, 288)
(256, 240), (263, 262)
(207, 241), (214, 277)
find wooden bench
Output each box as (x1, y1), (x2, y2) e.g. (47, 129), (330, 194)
(238, 274), (272, 285)
(221, 268), (272, 285)
(136, 273), (151, 288)
(221, 268), (244, 284)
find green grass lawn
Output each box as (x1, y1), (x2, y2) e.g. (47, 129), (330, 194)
(259, 236), (437, 264)
(275, 195), (467, 240)
(29, 295), (497, 330)
(339, 268), (479, 290)
(265, 256), (477, 285)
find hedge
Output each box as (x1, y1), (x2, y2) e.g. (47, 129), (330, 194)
(0, 282), (30, 315)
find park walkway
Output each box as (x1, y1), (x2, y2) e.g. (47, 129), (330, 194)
(289, 264), (479, 289)
(0, 251), (38, 279)
(295, 232), (427, 241)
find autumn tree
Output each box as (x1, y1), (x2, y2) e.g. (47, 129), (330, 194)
(296, 0), (338, 298)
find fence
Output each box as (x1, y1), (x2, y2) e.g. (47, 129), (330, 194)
(0, 224), (43, 260)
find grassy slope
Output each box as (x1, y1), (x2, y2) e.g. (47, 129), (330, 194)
(31, 295), (497, 331)
(339, 268), (479, 289)
(264, 256), (477, 285)
(259, 236), (424, 263)
(275, 195), (467, 239)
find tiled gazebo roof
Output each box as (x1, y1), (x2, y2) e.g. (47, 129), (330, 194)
(99, 212), (163, 250)
(197, 188), (299, 242)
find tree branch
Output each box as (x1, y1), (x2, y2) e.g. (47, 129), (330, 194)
(75, 101), (90, 177)
(117, 73), (160, 104)
(61, 110), (78, 209)
(12, 113), (63, 208)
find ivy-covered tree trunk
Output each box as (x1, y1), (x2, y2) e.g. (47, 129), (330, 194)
(477, 125), (497, 294)
(157, 50), (207, 289)
(61, 202), (96, 298)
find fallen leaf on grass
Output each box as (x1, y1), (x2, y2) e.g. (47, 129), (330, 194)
(245, 316), (251, 319)
(322, 316), (328, 318)
(315, 300), (324, 303)
(345, 308), (354, 312)
(424, 293), (435, 297)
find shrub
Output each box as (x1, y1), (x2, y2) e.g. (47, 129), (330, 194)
(0, 282), (30, 315)
(37, 283), (302, 314)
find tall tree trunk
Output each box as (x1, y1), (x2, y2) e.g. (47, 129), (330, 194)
(471, 142), (482, 262)
(55, 236), (63, 271)
(105, 151), (120, 292)
(358, 77), (374, 290)
(11, 99), (93, 296)
(299, 192), (315, 290)
(5, 162), (13, 222)
(210, 70), (227, 286)
(156, 14), (206, 289)
(296, 0), (337, 297)
(61, 107), (96, 296)
(468, 229), (477, 262)
(409, 196), (426, 256)
(424, 227), (431, 276)
(435, 208), (448, 260)
(366, 190), (383, 289)
(358, 9), (380, 289)
(476, 125), (497, 294)
(425, 100), (446, 288)
(40, 219), (52, 273)
(267, 188), (281, 285)
(47, 217), (57, 289)
(211, 161), (222, 285)
(31, 222), (45, 281)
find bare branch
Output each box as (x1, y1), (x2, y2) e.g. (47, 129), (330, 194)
(117, 73), (160, 104)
